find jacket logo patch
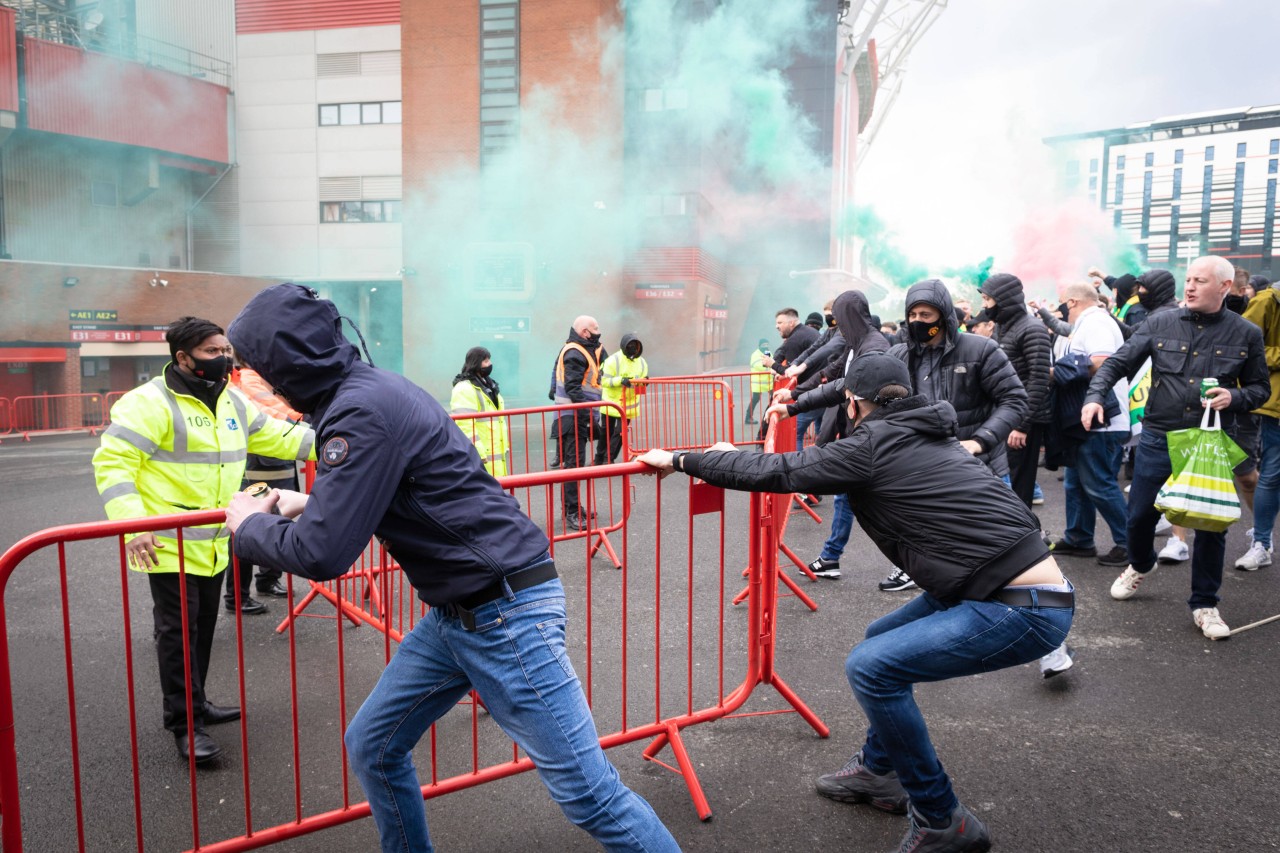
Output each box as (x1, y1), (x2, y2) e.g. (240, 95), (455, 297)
(322, 437), (349, 466)
(225, 418), (239, 431)
(954, 366), (968, 374)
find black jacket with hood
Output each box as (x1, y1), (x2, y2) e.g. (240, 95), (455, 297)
(790, 290), (890, 444)
(981, 274), (1051, 428)
(681, 396), (1049, 605)
(888, 279), (1028, 476)
(227, 284), (550, 607)
(771, 321), (820, 381)
(793, 326), (845, 376)
(1134, 269), (1179, 327)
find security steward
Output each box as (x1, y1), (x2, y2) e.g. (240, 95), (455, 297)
(223, 284), (679, 853)
(640, 353), (1073, 853)
(92, 317), (315, 764)
(596, 332), (648, 464)
(746, 338), (773, 423)
(552, 315), (607, 530)
(449, 345), (509, 476)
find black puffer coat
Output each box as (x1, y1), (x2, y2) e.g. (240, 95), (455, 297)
(980, 274), (1051, 428)
(889, 279), (1028, 476)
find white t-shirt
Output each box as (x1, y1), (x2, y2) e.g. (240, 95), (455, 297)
(1069, 305), (1129, 433)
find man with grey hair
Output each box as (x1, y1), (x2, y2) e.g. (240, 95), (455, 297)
(1049, 282), (1131, 569)
(1083, 256), (1269, 639)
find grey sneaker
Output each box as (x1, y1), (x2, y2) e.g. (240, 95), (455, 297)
(895, 802), (992, 852)
(814, 750), (909, 813)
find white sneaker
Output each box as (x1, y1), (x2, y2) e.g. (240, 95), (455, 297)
(1155, 516), (1172, 535)
(1039, 643), (1074, 678)
(1110, 566), (1152, 600)
(1157, 536), (1189, 564)
(1124, 484), (1131, 494)
(1192, 607), (1230, 640)
(1234, 541), (1272, 571)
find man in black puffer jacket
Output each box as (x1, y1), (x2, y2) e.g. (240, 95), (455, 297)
(979, 273), (1051, 508)
(1133, 268), (1178, 326)
(639, 354), (1072, 853)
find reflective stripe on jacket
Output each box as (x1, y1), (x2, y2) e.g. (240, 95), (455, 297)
(599, 352), (648, 419)
(449, 379), (509, 476)
(92, 374), (316, 576)
(554, 342), (603, 404)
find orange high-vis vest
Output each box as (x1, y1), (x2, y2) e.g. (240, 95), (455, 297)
(553, 342), (603, 404)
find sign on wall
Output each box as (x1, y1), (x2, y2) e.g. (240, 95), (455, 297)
(69, 309), (118, 322)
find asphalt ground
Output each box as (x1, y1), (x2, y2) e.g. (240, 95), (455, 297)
(1, 433), (1279, 852)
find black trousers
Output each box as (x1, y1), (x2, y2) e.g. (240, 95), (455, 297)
(149, 570), (225, 734)
(1006, 423), (1047, 509)
(225, 470), (298, 603)
(593, 415), (625, 465)
(554, 411), (594, 517)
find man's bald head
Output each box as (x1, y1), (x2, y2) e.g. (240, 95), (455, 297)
(574, 315), (601, 339)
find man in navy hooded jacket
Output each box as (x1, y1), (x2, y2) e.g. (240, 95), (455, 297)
(222, 284), (679, 853)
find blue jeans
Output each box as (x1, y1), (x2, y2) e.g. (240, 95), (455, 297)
(796, 409), (821, 447)
(1062, 430), (1129, 550)
(1127, 431), (1226, 609)
(1250, 415), (1280, 548)
(819, 492), (855, 561)
(846, 590), (1072, 821)
(344, 567), (680, 853)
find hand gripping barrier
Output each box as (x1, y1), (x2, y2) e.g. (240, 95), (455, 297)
(0, 461), (828, 851)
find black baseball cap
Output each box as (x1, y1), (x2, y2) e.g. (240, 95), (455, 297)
(844, 353), (911, 402)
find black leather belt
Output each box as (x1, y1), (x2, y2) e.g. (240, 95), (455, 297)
(992, 587), (1075, 608)
(439, 561), (559, 631)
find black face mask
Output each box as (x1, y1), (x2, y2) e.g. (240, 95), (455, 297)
(624, 344), (643, 359)
(907, 320), (943, 344)
(478, 364), (493, 378)
(825, 313), (836, 327)
(585, 332), (601, 347)
(186, 353), (229, 384)
(1224, 294), (1248, 314)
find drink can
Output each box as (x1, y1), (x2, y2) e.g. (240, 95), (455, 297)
(244, 482), (271, 498)
(1201, 377), (1219, 400)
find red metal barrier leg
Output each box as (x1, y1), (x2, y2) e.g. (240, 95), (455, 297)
(587, 530), (623, 569)
(641, 725), (713, 821)
(765, 674), (830, 738)
(774, 569), (819, 611)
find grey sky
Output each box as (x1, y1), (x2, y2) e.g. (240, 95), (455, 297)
(856, 0), (1280, 269)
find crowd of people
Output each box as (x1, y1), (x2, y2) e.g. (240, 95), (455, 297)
(756, 255), (1273, 647)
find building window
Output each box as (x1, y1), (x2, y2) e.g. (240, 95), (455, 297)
(1237, 142), (1247, 158)
(1205, 145), (1215, 162)
(1172, 167), (1182, 199)
(1231, 161), (1245, 248)
(1201, 165), (1213, 238)
(1089, 158), (1098, 173)
(1088, 175), (1097, 191)
(320, 200), (402, 223)
(1116, 154), (1126, 170)
(1113, 173), (1124, 206)
(1270, 159), (1278, 175)
(1175, 149), (1184, 164)
(480, 0), (519, 167)
(1271, 139), (1279, 156)
(90, 179), (118, 207)
(1144, 152), (1154, 168)
(1141, 171), (1153, 238)
(319, 101), (403, 126)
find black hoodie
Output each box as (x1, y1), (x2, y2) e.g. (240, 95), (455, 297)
(980, 274), (1051, 427)
(887, 279), (1028, 476)
(227, 284), (549, 606)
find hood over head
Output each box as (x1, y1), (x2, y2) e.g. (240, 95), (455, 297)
(979, 273), (1027, 325)
(227, 283), (359, 414)
(1250, 274), (1272, 291)
(1110, 273), (1138, 302)
(832, 290), (880, 354)
(619, 332), (642, 357)
(1136, 269), (1177, 310)
(903, 279), (959, 342)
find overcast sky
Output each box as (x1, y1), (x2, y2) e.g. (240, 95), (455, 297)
(856, 0), (1280, 271)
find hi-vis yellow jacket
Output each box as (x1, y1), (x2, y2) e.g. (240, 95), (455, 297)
(92, 373), (316, 576)
(600, 351), (648, 419)
(449, 379), (509, 477)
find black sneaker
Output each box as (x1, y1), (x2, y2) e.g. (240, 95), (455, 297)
(803, 494), (821, 507)
(1048, 538), (1097, 558)
(894, 803), (991, 853)
(879, 567), (918, 592)
(806, 556), (841, 579)
(814, 750), (908, 813)
(1096, 546), (1130, 566)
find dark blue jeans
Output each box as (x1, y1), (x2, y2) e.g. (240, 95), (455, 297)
(796, 409), (821, 448)
(1249, 415), (1280, 548)
(819, 493), (855, 561)
(1063, 430), (1129, 550)
(846, 590), (1072, 821)
(1128, 430), (1226, 609)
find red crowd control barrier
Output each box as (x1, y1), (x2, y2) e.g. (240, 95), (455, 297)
(629, 378), (736, 455)
(0, 460), (828, 851)
(3, 393), (110, 441)
(0, 396), (10, 436)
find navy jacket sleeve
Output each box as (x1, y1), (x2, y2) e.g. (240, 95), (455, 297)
(971, 341), (1028, 452)
(234, 402), (406, 580)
